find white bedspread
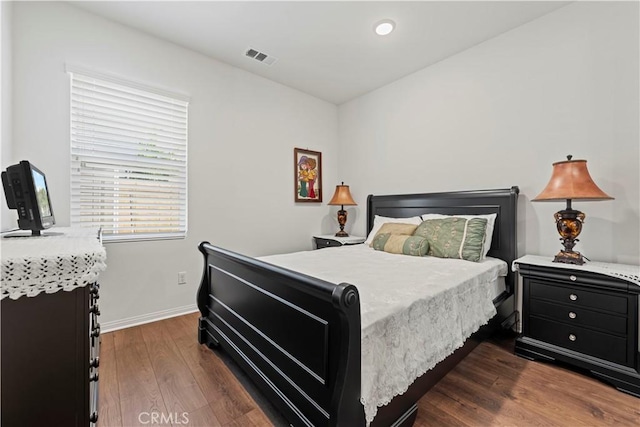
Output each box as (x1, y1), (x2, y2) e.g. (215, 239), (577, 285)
(260, 245), (507, 423)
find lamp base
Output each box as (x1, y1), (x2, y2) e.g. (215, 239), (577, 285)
(553, 250), (585, 265)
(552, 205), (586, 266)
(335, 208), (349, 238)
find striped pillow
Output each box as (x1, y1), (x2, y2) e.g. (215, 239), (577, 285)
(413, 217), (488, 262)
(372, 233), (429, 256)
(368, 222), (419, 247)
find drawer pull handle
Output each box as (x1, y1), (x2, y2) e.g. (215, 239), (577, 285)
(568, 334), (577, 342)
(568, 312), (577, 319)
(569, 275), (577, 281)
(569, 294), (578, 301)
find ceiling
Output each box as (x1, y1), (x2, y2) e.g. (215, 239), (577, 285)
(71, 1), (570, 105)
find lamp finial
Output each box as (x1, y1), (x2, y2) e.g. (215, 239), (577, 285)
(566, 154), (573, 161)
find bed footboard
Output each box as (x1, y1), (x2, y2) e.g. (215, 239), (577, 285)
(197, 242), (364, 427)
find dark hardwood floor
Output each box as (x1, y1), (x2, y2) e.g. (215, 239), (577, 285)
(98, 313), (639, 426)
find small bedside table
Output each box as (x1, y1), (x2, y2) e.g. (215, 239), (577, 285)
(313, 235), (365, 250)
(514, 255), (640, 397)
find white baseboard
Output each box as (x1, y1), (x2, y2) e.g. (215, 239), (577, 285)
(101, 304), (199, 333)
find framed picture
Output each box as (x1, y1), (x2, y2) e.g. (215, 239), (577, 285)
(294, 148), (322, 203)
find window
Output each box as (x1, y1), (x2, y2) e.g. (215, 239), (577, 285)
(69, 67), (189, 241)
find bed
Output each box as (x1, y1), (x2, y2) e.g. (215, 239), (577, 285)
(196, 187), (519, 426)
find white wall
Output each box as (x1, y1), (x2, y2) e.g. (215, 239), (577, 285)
(1, 1), (13, 231)
(9, 1), (639, 328)
(11, 2), (338, 326)
(338, 1), (639, 265)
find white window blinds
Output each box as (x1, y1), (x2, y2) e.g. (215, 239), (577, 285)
(69, 69), (189, 241)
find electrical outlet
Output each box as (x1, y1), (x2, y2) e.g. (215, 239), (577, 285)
(178, 271), (187, 285)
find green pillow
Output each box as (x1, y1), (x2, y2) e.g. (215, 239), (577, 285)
(413, 217), (488, 262)
(372, 233), (429, 256)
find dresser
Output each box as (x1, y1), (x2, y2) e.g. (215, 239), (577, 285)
(313, 234), (365, 249)
(514, 255), (640, 397)
(1, 228), (106, 426)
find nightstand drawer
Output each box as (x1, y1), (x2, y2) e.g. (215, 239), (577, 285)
(529, 316), (628, 366)
(315, 238), (342, 249)
(530, 299), (627, 336)
(313, 235), (365, 250)
(530, 281), (627, 314)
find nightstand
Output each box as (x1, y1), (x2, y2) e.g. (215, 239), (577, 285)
(313, 235), (365, 250)
(514, 255), (640, 397)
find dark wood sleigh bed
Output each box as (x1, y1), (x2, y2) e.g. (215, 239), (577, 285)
(196, 187), (519, 426)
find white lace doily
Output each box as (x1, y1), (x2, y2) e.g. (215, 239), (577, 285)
(513, 255), (640, 286)
(1, 227), (107, 300)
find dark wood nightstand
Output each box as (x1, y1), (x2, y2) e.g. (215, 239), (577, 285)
(313, 235), (365, 250)
(514, 255), (640, 397)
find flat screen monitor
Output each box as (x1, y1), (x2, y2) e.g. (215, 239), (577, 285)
(2, 160), (56, 236)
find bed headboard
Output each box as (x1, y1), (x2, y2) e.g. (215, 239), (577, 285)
(367, 186), (519, 293)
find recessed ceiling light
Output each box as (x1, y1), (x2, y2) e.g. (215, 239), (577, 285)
(374, 19), (395, 36)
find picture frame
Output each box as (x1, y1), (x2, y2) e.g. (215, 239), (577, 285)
(294, 148), (322, 203)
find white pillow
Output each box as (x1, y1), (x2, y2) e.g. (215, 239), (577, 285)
(364, 215), (423, 245)
(419, 213), (497, 259)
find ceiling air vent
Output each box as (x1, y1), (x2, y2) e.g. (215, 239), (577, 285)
(245, 48), (278, 66)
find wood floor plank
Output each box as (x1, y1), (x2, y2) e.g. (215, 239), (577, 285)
(520, 368), (640, 425)
(115, 341), (170, 426)
(96, 344), (122, 427)
(175, 335), (258, 425)
(435, 370), (504, 416)
(173, 312), (201, 341)
(449, 357), (500, 389)
(456, 351), (575, 425)
(494, 363), (634, 426)
(180, 402), (223, 427)
(419, 340), (640, 427)
(153, 313), (197, 342)
(416, 399), (468, 427)
(425, 388), (493, 426)
(100, 332), (115, 353)
(112, 325), (145, 351)
(100, 314), (640, 427)
(140, 321), (209, 414)
(221, 408), (274, 427)
(428, 364), (562, 426)
(474, 342), (640, 423)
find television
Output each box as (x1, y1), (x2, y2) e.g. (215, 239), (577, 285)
(2, 160), (56, 236)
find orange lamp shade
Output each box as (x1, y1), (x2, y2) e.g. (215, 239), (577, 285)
(328, 184), (357, 206)
(533, 156), (613, 202)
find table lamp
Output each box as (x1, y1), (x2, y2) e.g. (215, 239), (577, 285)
(533, 155), (613, 265)
(328, 182), (357, 237)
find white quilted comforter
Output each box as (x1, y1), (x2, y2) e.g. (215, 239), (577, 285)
(260, 244), (507, 423)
